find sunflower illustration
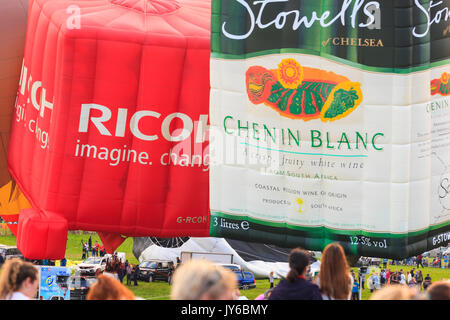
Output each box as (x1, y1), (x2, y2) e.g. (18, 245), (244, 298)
(441, 72), (449, 84)
(277, 58), (304, 89)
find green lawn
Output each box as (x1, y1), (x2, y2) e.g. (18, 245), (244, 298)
(1, 232), (448, 300)
(351, 265), (450, 300)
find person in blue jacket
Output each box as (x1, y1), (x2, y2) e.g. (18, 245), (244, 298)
(351, 278), (360, 300)
(269, 248), (322, 300)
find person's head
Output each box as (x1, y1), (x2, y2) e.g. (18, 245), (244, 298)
(0, 258), (39, 299)
(264, 288), (273, 300)
(319, 243), (351, 299)
(286, 248), (310, 283)
(171, 259), (237, 300)
(426, 280), (450, 300)
(87, 275), (135, 300)
(370, 285), (423, 300)
(104, 261), (114, 273)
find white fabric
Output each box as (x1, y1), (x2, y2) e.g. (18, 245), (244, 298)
(138, 237), (321, 279)
(5, 291), (31, 300)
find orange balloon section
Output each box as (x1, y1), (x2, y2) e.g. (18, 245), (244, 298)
(7, 0), (211, 259)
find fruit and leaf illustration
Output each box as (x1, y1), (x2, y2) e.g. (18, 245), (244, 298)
(430, 72), (449, 96)
(245, 58), (363, 122)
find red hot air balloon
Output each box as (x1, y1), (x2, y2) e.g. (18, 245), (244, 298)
(8, 0), (211, 259)
(0, 0), (31, 236)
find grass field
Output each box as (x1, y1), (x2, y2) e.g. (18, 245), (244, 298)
(1, 232), (449, 300)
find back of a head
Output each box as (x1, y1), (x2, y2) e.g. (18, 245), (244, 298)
(171, 259), (237, 300)
(426, 280), (450, 300)
(87, 275), (135, 300)
(286, 248), (310, 283)
(370, 285), (422, 300)
(319, 243), (351, 299)
(0, 258), (38, 299)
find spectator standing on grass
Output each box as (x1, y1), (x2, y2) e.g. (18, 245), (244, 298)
(269, 248), (322, 300)
(380, 270), (386, 287)
(417, 254), (423, 268)
(269, 271), (274, 288)
(423, 274), (432, 290)
(385, 269), (391, 285)
(94, 241), (99, 257)
(133, 264), (139, 286)
(415, 270), (423, 290)
(0, 253), (5, 268)
(351, 278), (359, 300)
(171, 259), (238, 300)
(318, 243), (352, 300)
(368, 272), (377, 293)
(126, 264), (132, 285)
(117, 263), (125, 283)
(361, 272), (365, 290)
(0, 258), (39, 300)
(400, 270), (406, 285)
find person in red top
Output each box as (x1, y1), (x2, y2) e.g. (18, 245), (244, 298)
(385, 269), (391, 285)
(416, 254), (424, 268)
(99, 245), (105, 257)
(94, 242), (100, 257)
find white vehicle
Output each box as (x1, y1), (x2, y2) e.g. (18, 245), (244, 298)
(75, 256), (108, 276)
(215, 263), (242, 271)
(75, 252), (126, 276)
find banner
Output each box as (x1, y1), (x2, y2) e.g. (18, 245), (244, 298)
(38, 266), (71, 300)
(209, 0), (450, 258)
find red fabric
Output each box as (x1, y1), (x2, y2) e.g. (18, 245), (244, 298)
(9, 0), (211, 258)
(97, 232), (126, 254)
(1, 215), (19, 237)
(17, 208), (68, 259)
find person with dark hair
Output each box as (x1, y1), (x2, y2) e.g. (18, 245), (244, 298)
(423, 274), (432, 290)
(269, 271), (274, 289)
(351, 277), (360, 300)
(0, 258), (38, 300)
(268, 248), (322, 300)
(103, 260), (119, 281)
(415, 270), (423, 291)
(126, 263), (133, 286)
(133, 264), (139, 286)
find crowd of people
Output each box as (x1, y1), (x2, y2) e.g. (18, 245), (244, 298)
(0, 242), (449, 300)
(81, 236), (105, 259)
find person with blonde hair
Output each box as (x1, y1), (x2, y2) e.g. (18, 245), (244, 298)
(0, 258), (39, 300)
(171, 259), (238, 300)
(370, 285), (423, 300)
(318, 243), (352, 300)
(87, 274), (136, 300)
